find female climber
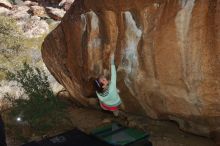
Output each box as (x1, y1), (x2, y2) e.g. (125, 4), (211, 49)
(95, 54), (122, 117)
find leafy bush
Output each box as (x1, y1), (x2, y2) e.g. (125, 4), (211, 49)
(4, 63), (70, 135)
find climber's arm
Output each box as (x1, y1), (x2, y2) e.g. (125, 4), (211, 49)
(110, 54), (116, 88)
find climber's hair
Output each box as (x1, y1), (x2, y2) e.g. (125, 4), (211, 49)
(94, 76), (105, 93)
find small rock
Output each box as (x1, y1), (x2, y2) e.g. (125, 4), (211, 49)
(46, 7), (66, 21)
(0, 0), (12, 9)
(29, 5), (46, 17)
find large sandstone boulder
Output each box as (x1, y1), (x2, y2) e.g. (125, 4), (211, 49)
(42, 0), (220, 140)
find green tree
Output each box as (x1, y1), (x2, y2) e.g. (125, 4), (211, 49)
(4, 63), (70, 135)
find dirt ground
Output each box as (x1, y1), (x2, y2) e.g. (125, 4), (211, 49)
(7, 106), (217, 146)
(67, 106), (217, 146)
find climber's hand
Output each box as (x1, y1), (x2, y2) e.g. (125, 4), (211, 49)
(110, 54), (115, 65)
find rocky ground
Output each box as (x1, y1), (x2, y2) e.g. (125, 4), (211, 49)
(0, 0), (70, 104)
(7, 105), (217, 146)
(0, 0), (74, 38)
(65, 107), (218, 146)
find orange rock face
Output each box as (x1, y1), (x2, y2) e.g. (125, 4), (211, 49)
(42, 0), (220, 138)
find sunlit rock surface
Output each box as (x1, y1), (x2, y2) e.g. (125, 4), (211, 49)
(42, 0), (220, 139)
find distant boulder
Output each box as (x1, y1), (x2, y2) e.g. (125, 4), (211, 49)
(58, 0), (74, 11)
(29, 5), (46, 17)
(8, 5), (30, 21)
(22, 16), (49, 38)
(46, 7), (65, 21)
(0, 0), (12, 9)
